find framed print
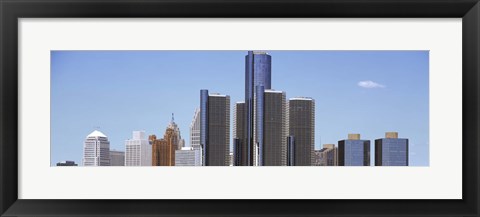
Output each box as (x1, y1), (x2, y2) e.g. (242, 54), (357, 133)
(1, 0), (479, 216)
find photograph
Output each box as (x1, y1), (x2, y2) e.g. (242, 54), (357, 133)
(51, 50), (429, 167)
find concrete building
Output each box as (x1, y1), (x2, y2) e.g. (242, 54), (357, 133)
(175, 147), (202, 166)
(288, 97), (315, 166)
(314, 144), (338, 166)
(125, 131), (151, 166)
(338, 134), (370, 166)
(82, 130), (110, 166)
(109, 150), (125, 166)
(375, 132), (409, 166)
(190, 108), (201, 148)
(200, 90), (230, 166)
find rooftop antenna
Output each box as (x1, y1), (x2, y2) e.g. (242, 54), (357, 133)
(171, 113), (174, 123)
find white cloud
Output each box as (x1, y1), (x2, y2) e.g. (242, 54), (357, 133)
(357, 80), (385, 88)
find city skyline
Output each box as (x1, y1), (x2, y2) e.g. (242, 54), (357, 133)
(51, 50), (429, 166)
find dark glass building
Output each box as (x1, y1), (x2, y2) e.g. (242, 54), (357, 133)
(338, 134), (370, 166)
(56, 161), (78, 166)
(262, 90), (287, 166)
(288, 97), (315, 166)
(375, 132), (409, 166)
(233, 102), (247, 165)
(200, 90), (209, 165)
(200, 90), (230, 166)
(244, 51), (272, 166)
(287, 136), (295, 166)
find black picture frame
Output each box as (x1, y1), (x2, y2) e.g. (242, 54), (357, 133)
(1, 0), (479, 216)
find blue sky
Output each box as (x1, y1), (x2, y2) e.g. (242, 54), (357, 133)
(51, 50), (429, 166)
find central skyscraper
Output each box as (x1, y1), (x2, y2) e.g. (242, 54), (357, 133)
(243, 51), (272, 166)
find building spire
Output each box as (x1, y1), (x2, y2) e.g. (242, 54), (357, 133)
(171, 113), (174, 123)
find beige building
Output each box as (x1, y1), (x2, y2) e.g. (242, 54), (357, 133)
(314, 144), (337, 166)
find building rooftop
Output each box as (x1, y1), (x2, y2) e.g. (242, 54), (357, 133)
(209, 93), (228, 97)
(289, 97), (314, 101)
(385, 132), (399, 139)
(252, 51), (268, 55)
(348, 134), (361, 140)
(265, 89), (284, 93)
(318, 148), (329, 152)
(87, 130), (107, 138)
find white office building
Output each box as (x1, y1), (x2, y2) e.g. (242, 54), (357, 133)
(83, 130), (111, 166)
(125, 131), (152, 166)
(175, 146), (202, 166)
(189, 108), (201, 147)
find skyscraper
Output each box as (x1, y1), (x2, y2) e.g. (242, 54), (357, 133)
(82, 130), (110, 166)
(200, 90), (230, 166)
(150, 123), (179, 166)
(125, 131), (152, 166)
(150, 135), (167, 166)
(244, 51), (272, 166)
(262, 90), (287, 166)
(314, 144), (338, 166)
(168, 113), (185, 150)
(338, 134), (370, 166)
(233, 102), (247, 165)
(288, 97), (315, 166)
(109, 150), (125, 166)
(190, 108), (203, 165)
(375, 132), (409, 166)
(190, 108), (201, 148)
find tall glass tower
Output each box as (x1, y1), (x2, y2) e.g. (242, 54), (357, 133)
(200, 90), (230, 166)
(244, 51), (272, 166)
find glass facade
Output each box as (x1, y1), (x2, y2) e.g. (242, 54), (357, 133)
(200, 89), (208, 165)
(233, 138), (241, 166)
(244, 51), (272, 166)
(207, 94), (230, 166)
(287, 136), (295, 166)
(263, 90), (287, 166)
(375, 138), (409, 166)
(255, 85), (265, 165)
(233, 102), (247, 165)
(338, 140), (370, 166)
(288, 98), (315, 166)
